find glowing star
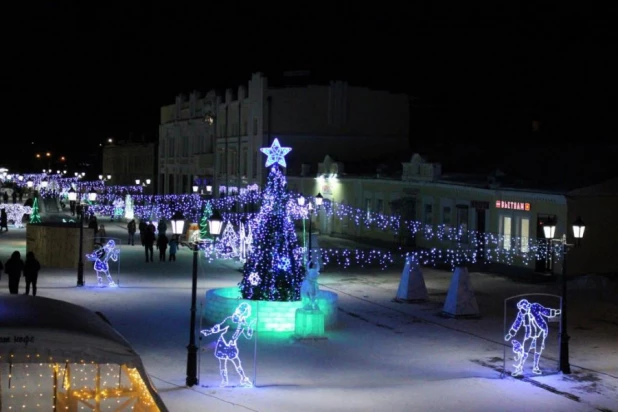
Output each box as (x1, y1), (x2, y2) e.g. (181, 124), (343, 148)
(260, 138), (292, 168)
(248, 272), (261, 286)
(201, 302), (255, 388)
(504, 299), (560, 376)
(85, 240), (120, 287)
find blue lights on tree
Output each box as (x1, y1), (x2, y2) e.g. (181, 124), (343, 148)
(505, 298), (560, 376)
(239, 139), (304, 301)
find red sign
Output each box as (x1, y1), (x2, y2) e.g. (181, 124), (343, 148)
(495, 200), (530, 211)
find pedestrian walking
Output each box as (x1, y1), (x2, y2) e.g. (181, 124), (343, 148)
(169, 235), (179, 262)
(127, 219), (136, 246)
(24, 251), (41, 296)
(157, 234), (169, 262)
(143, 226), (155, 262)
(5, 251), (24, 294)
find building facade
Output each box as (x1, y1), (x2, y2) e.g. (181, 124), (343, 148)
(158, 72), (410, 196)
(288, 154), (572, 276)
(102, 140), (156, 192)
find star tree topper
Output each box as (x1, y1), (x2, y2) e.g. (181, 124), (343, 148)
(260, 138), (292, 168)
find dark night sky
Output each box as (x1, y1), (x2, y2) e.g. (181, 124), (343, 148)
(2, 4), (617, 187)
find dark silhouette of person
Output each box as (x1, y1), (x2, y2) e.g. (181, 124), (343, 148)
(127, 219), (136, 245)
(157, 234), (169, 261)
(0, 208), (8, 232)
(5, 251), (24, 294)
(24, 251), (41, 296)
(143, 226), (155, 262)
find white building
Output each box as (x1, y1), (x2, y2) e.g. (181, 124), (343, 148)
(158, 72), (410, 196)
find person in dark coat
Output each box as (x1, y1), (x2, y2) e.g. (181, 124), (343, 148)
(139, 219), (147, 246)
(0, 208), (8, 232)
(156, 234), (169, 262)
(5, 251), (24, 294)
(24, 251), (41, 296)
(127, 219), (136, 246)
(143, 226), (155, 262)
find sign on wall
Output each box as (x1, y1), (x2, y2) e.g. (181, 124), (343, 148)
(495, 200), (531, 211)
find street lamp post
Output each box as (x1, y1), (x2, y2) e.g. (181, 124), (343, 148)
(543, 216), (586, 374)
(172, 209), (223, 387)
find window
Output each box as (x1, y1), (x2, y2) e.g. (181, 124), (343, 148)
(520, 217), (530, 253)
(501, 216), (512, 250)
(242, 148), (248, 177)
(423, 204), (433, 225)
(253, 117), (258, 135)
(182, 136), (188, 156)
(376, 199), (384, 214)
(442, 206), (452, 226)
(169, 137), (175, 157)
(218, 151), (225, 174)
(252, 150), (257, 178)
(456, 205), (469, 243)
(365, 198), (372, 219)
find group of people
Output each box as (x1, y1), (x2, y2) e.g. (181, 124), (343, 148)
(1, 250), (41, 295)
(127, 218), (179, 262)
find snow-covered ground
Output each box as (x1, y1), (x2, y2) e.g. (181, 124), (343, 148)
(1, 221), (617, 412)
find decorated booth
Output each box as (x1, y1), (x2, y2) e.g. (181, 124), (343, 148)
(0, 296), (167, 411)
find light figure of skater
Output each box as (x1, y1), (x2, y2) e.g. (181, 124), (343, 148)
(201, 302), (255, 387)
(505, 299), (560, 376)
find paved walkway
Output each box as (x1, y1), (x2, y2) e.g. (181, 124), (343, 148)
(1, 211), (617, 411)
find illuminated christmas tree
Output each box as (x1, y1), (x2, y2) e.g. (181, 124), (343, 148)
(200, 202), (213, 239)
(29, 197), (41, 224)
(216, 222), (239, 259)
(239, 139), (304, 301)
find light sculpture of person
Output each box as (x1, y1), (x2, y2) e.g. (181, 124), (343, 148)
(505, 299), (560, 376)
(301, 261), (320, 310)
(201, 302), (255, 387)
(85, 239), (119, 287)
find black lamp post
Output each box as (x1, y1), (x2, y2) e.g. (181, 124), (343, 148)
(68, 188), (85, 286)
(172, 209), (223, 387)
(543, 216), (586, 374)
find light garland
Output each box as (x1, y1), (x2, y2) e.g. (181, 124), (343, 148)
(1, 204), (33, 228)
(0, 361), (158, 410)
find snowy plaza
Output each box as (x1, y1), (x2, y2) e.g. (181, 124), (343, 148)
(1, 222), (617, 411)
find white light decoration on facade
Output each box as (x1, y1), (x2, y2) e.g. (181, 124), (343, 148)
(85, 240), (120, 287)
(248, 272), (261, 286)
(504, 298), (560, 376)
(200, 302), (255, 387)
(260, 137), (292, 168)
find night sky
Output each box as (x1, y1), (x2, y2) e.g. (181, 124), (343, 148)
(2, 4), (616, 188)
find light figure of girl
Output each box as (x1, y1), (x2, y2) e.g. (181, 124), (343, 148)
(505, 299), (560, 376)
(201, 302), (255, 387)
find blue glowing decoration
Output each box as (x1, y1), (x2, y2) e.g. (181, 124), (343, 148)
(300, 262), (320, 310)
(201, 302), (255, 387)
(239, 164), (304, 301)
(85, 240), (120, 287)
(248, 272), (261, 286)
(260, 138), (292, 168)
(505, 299), (560, 376)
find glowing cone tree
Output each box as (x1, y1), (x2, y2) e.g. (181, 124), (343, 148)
(29, 197), (41, 224)
(239, 139), (304, 301)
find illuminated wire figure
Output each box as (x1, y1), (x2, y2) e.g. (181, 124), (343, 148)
(505, 299), (560, 376)
(201, 302), (255, 387)
(85, 239), (119, 287)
